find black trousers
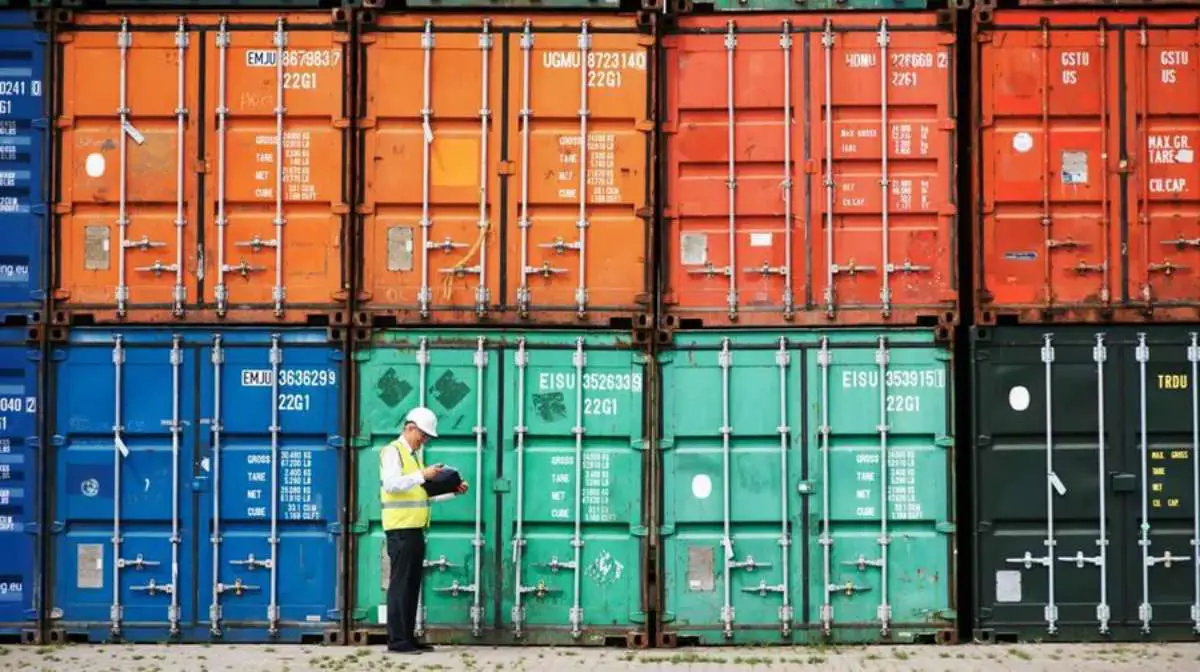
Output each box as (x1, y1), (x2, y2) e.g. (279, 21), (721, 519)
(385, 528), (426, 647)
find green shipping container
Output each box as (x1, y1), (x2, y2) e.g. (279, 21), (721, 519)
(350, 331), (650, 646)
(683, 0), (928, 12)
(658, 330), (955, 645)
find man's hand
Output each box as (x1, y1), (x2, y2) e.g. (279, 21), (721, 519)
(422, 465), (442, 480)
(456, 481), (470, 494)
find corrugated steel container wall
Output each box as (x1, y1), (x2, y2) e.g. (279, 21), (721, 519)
(349, 330), (649, 646)
(657, 329), (955, 645)
(0, 327), (41, 642)
(972, 325), (1200, 642)
(52, 11), (351, 326)
(354, 13), (654, 331)
(0, 10), (49, 325)
(46, 327), (345, 644)
(660, 14), (958, 333)
(684, 0), (930, 11)
(975, 9), (1200, 325)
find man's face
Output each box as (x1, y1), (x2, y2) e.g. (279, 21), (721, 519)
(405, 423), (431, 451)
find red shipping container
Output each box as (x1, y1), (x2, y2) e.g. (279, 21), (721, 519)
(661, 13), (958, 333)
(976, 9), (1200, 324)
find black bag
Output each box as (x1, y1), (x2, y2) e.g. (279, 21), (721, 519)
(421, 466), (463, 498)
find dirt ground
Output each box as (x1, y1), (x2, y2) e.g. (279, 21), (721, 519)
(2, 642), (1199, 671)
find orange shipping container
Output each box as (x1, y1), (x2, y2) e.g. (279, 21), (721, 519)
(661, 13), (958, 333)
(53, 10), (351, 325)
(355, 12), (653, 330)
(975, 9), (1200, 324)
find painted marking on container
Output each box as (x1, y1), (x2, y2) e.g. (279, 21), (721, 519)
(241, 369), (337, 387)
(1158, 374), (1189, 390)
(846, 53), (877, 68)
(85, 153), (106, 178)
(1060, 51), (1090, 86)
(842, 369), (945, 389)
(1149, 135), (1194, 164)
(1061, 151), (1088, 185)
(1009, 385), (1031, 411)
(538, 372), (642, 393)
(1013, 132), (1034, 154)
(586, 550), (624, 585)
(542, 51), (645, 90)
(582, 452), (616, 522)
(558, 133), (620, 204)
(691, 474), (712, 499)
(1150, 178), (1187, 194)
(750, 233), (772, 248)
(1159, 50), (1188, 84)
(996, 570), (1022, 603)
(253, 131), (315, 201)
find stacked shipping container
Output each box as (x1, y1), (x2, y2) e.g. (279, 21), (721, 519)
(970, 2), (1200, 643)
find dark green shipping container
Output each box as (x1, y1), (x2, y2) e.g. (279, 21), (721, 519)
(658, 329), (956, 646)
(349, 331), (650, 647)
(972, 326), (1200, 643)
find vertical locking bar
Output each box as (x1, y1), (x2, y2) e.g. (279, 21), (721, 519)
(214, 19), (230, 315)
(210, 336), (225, 634)
(1189, 333), (1200, 633)
(267, 335), (282, 634)
(724, 22), (738, 319)
(172, 18), (188, 316)
(167, 337), (182, 634)
(511, 339), (529, 635)
(875, 337), (891, 635)
(1138, 27), (1152, 303)
(1093, 334), (1110, 634)
(110, 335), (126, 634)
(418, 22), (434, 317)
(1040, 25), (1054, 306)
(1097, 24), (1111, 304)
(116, 19), (131, 316)
(818, 337), (833, 634)
(569, 338), (586, 637)
(475, 22), (492, 316)
(1137, 333), (1152, 632)
(776, 338), (792, 634)
(414, 337), (429, 636)
(1042, 333), (1059, 634)
(877, 20), (892, 316)
(271, 20), (287, 317)
(780, 22), (794, 319)
(469, 338), (486, 636)
(574, 23), (591, 317)
(719, 338), (734, 636)
(821, 22), (836, 316)
(516, 23), (534, 316)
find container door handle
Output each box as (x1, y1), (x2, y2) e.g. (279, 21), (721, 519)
(830, 261), (877, 276)
(741, 579), (786, 597)
(233, 235), (279, 251)
(1161, 237), (1200, 248)
(216, 577), (261, 596)
(423, 555), (459, 572)
(123, 235), (167, 251)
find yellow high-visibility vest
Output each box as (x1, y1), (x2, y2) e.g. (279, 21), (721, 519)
(380, 439), (430, 531)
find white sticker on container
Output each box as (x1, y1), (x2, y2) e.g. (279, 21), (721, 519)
(1177, 148), (1195, 164)
(750, 233), (773, 248)
(85, 153), (105, 178)
(378, 605), (387, 625)
(306, 615), (321, 623)
(1013, 132), (1034, 154)
(1009, 385), (1031, 412)
(691, 474), (712, 499)
(996, 570), (1022, 603)
(1061, 151), (1088, 185)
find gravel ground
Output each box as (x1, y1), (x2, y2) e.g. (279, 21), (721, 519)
(2, 643), (1200, 672)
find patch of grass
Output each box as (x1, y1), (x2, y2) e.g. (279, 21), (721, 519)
(732, 656), (772, 666)
(938, 652), (950, 658)
(806, 656), (825, 665)
(892, 649), (910, 661)
(866, 654), (880, 661)
(640, 653), (726, 664)
(1007, 648), (1033, 661)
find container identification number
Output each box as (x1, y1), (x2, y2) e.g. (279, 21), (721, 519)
(1158, 373), (1188, 390)
(242, 369), (337, 387)
(1060, 51), (1090, 86)
(542, 51), (646, 89)
(0, 397), (35, 414)
(245, 49), (341, 69)
(539, 372), (643, 393)
(845, 51), (948, 88)
(0, 80), (40, 97)
(841, 369), (944, 389)
(1160, 50), (1189, 84)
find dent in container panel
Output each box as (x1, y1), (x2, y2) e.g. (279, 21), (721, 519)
(47, 327), (344, 644)
(657, 330), (955, 646)
(0, 327), (40, 643)
(975, 9), (1200, 324)
(971, 325), (1200, 642)
(354, 13), (653, 329)
(51, 11), (350, 326)
(660, 14), (958, 333)
(349, 331), (648, 646)
(0, 10), (49, 325)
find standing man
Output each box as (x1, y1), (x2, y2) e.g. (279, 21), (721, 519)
(380, 406), (467, 654)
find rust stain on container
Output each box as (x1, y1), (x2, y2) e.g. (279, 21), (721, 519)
(661, 13), (958, 331)
(53, 11), (350, 325)
(355, 13), (653, 329)
(975, 9), (1200, 325)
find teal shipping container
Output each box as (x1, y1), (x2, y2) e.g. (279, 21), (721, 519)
(657, 329), (955, 645)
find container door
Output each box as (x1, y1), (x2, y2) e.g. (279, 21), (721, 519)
(0, 328), (39, 636)
(52, 333), (197, 640)
(0, 11), (47, 319)
(659, 336), (804, 643)
(973, 330), (1125, 639)
(352, 336), (499, 639)
(1120, 332), (1200, 635)
(56, 18), (200, 318)
(499, 338), (646, 643)
(198, 332), (343, 641)
(806, 336), (953, 640)
(1125, 27), (1200, 311)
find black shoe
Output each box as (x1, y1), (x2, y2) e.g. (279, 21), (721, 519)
(408, 640), (434, 652)
(386, 644), (422, 654)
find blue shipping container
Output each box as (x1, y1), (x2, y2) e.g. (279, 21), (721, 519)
(0, 11), (48, 323)
(48, 328), (345, 644)
(0, 326), (40, 642)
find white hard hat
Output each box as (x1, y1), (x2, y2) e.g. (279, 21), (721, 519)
(405, 406), (439, 438)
